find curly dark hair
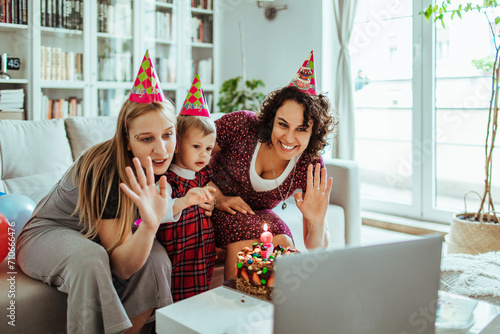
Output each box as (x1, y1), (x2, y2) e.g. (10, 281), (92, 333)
(254, 86), (336, 159)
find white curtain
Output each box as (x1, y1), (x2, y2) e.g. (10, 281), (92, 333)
(333, 0), (359, 160)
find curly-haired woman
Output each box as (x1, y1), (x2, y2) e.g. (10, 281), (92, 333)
(208, 61), (337, 279)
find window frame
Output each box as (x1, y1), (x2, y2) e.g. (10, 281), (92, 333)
(357, 0), (462, 224)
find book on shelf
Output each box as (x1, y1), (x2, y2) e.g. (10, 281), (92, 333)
(0, 111), (24, 120)
(0, 88), (24, 95)
(156, 11), (172, 41)
(75, 53), (83, 81)
(41, 46), (82, 81)
(0, 0), (27, 24)
(98, 52), (132, 82)
(5, 0), (10, 24)
(12, 0), (17, 24)
(45, 96), (52, 119)
(190, 16), (213, 43)
(42, 94), (82, 119)
(206, 92), (213, 112)
(0, 88), (24, 111)
(97, 2), (106, 33)
(191, 0), (212, 10)
(40, 0), (82, 30)
(51, 0), (56, 27)
(203, 16), (213, 43)
(156, 57), (176, 84)
(0, 0), (4, 23)
(192, 58), (212, 84)
(21, 0), (26, 24)
(97, 1), (132, 34)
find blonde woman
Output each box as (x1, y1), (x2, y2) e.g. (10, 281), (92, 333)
(16, 99), (177, 334)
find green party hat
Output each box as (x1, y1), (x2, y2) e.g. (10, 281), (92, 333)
(179, 74), (210, 116)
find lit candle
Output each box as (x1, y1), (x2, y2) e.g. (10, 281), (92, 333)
(260, 223), (274, 258)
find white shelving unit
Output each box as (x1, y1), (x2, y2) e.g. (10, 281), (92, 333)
(0, 20), (30, 120)
(0, 0), (220, 120)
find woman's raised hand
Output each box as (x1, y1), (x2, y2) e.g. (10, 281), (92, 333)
(294, 163), (333, 224)
(120, 157), (169, 231)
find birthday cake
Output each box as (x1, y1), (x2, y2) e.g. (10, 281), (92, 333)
(235, 243), (299, 300)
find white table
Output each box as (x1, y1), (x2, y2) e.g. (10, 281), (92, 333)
(156, 287), (500, 334)
(468, 300), (500, 333)
(156, 286), (273, 334)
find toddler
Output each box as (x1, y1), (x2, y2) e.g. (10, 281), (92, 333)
(156, 75), (217, 302)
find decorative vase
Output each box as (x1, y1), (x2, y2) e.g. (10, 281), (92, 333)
(446, 213), (500, 255)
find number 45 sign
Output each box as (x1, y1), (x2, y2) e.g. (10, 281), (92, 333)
(0, 57), (21, 70)
(7, 58), (21, 70)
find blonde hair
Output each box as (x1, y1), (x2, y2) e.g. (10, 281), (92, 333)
(72, 99), (176, 253)
(176, 115), (216, 140)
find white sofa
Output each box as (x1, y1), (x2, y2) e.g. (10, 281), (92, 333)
(0, 116), (360, 333)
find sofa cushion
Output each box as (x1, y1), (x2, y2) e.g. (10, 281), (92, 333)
(0, 260), (67, 333)
(65, 116), (117, 160)
(0, 119), (73, 201)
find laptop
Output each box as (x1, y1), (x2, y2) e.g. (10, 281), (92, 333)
(272, 235), (443, 334)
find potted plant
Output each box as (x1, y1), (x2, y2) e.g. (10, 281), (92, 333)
(421, 1), (499, 254)
(216, 76), (265, 114)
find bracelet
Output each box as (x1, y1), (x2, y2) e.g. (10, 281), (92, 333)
(212, 198), (216, 211)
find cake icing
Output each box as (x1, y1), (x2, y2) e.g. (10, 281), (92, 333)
(235, 243), (299, 300)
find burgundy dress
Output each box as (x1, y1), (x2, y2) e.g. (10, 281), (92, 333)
(209, 111), (324, 248)
(156, 166), (216, 302)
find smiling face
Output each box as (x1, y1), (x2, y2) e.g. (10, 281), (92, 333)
(126, 110), (176, 175)
(175, 127), (216, 172)
(271, 100), (313, 161)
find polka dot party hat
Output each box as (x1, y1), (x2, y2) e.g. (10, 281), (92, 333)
(289, 50), (317, 95)
(129, 50), (166, 103)
(179, 74), (210, 117)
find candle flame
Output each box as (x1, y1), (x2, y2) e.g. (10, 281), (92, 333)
(263, 223), (268, 232)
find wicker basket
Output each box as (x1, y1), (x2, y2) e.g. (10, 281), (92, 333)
(447, 213), (500, 255)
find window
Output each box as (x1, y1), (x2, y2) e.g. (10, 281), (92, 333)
(349, 0), (500, 223)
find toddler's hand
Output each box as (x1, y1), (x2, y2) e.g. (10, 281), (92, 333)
(185, 186), (216, 207)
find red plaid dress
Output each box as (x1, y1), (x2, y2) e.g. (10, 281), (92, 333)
(156, 165), (216, 302)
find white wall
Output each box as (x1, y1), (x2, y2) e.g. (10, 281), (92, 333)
(219, 0), (324, 95)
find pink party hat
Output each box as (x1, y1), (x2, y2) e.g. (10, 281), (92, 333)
(129, 50), (166, 103)
(179, 74), (210, 117)
(289, 50), (317, 95)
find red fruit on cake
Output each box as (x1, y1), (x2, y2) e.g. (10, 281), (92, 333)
(234, 243), (299, 300)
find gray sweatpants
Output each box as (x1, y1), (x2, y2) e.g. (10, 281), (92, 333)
(17, 226), (173, 334)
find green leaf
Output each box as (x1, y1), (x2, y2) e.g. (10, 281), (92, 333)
(496, 16), (500, 24)
(217, 76), (266, 113)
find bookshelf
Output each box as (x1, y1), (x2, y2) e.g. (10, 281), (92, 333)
(0, 0), (220, 120)
(0, 7), (29, 120)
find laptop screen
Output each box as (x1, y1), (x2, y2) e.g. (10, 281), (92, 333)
(273, 235), (443, 334)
